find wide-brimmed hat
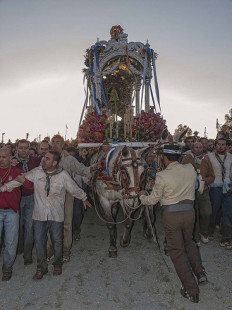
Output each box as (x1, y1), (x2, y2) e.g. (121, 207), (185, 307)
(160, 144), (182, 155)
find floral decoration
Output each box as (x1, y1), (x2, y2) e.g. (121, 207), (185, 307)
(78, 111), (108, 143)
(132, 108), (167, 142)
(78, 108), (167, 143)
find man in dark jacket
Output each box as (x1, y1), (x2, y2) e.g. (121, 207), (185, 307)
(0, 148), (33, 281)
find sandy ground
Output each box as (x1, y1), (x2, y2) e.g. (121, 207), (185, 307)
(0, 207), (232, 310)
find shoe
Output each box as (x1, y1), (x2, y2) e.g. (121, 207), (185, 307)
(2, 270), (12, 281)
(63, 255), (70, 263)
(200, 234), (209, 244)
(196, 241), (201, 247)
(33, 269), (48, 280)
(180, 287), (199, 303)
(220, 241), (232, 250)
(24, 258), (33, 266)
(197, 270), (208, 285)
(53, 266), (62, 276)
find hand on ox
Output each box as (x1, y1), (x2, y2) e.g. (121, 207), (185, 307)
(139, 190), (148, 197)
(15, 173), (26, 184)
(83, 199), (93, 210)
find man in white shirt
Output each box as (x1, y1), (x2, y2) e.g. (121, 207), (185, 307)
(0, 150), (92, 280)
(139, 144), (207, 303)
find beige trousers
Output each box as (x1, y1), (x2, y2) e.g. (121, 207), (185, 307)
(63, 192), (74, 256)
(47, 192), (74, 258)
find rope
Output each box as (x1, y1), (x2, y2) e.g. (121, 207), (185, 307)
(91, 181), (144, 225)
(145, 206), (170, 272)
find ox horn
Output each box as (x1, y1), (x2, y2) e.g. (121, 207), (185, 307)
(161, 128), (169, 142)
(173, 127), (189, 142)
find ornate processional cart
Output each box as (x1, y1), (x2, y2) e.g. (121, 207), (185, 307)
(78, 26), (167, 147)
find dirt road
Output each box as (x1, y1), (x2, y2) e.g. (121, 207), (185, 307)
(0, 207), (231, 310)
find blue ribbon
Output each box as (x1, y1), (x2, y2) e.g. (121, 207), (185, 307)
(105, 146), (117, 177)
(93, 46), (109, 112)
(149, 83), (157, 112)
(101, 82), (109, 112)
(146, 73), (157, 112)
(90, 64), (101, 116)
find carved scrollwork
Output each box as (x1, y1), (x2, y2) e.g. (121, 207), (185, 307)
(128, 42), (145, 54)
(129, 63), (143, 75)
(84, 27), (157, 117)
(103, 57), (121, 76)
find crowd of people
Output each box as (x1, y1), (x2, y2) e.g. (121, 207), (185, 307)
(0, 129), (232, 304)
(0, 135), (94, 282)
(181, 134), (232, 250)
(139, 132), (232, 303)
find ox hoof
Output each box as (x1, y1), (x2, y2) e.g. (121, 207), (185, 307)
(108, 246), (117, 258)
(120, 237), (131, 248)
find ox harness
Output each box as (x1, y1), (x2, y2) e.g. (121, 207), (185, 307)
(96, 147), (143, 198)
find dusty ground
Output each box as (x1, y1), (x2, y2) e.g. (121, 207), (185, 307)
(0, 207), (231, 310)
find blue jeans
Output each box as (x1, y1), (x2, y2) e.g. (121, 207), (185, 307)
(33, 220), (63, 271)
(72, 198), (84, 236)
(0, 209), (19, 271)
(209, 187), (232, 241)
(19, 195), (34, 259)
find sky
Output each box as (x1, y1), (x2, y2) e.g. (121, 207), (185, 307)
(0, 0), (231, 142)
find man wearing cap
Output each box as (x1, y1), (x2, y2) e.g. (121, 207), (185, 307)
(139, 144), (207, 303)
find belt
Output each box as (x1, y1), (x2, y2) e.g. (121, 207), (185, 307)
(178, 199), (193, 204)
(0, 207), (11, 210)
(163, 203), (194, 212)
